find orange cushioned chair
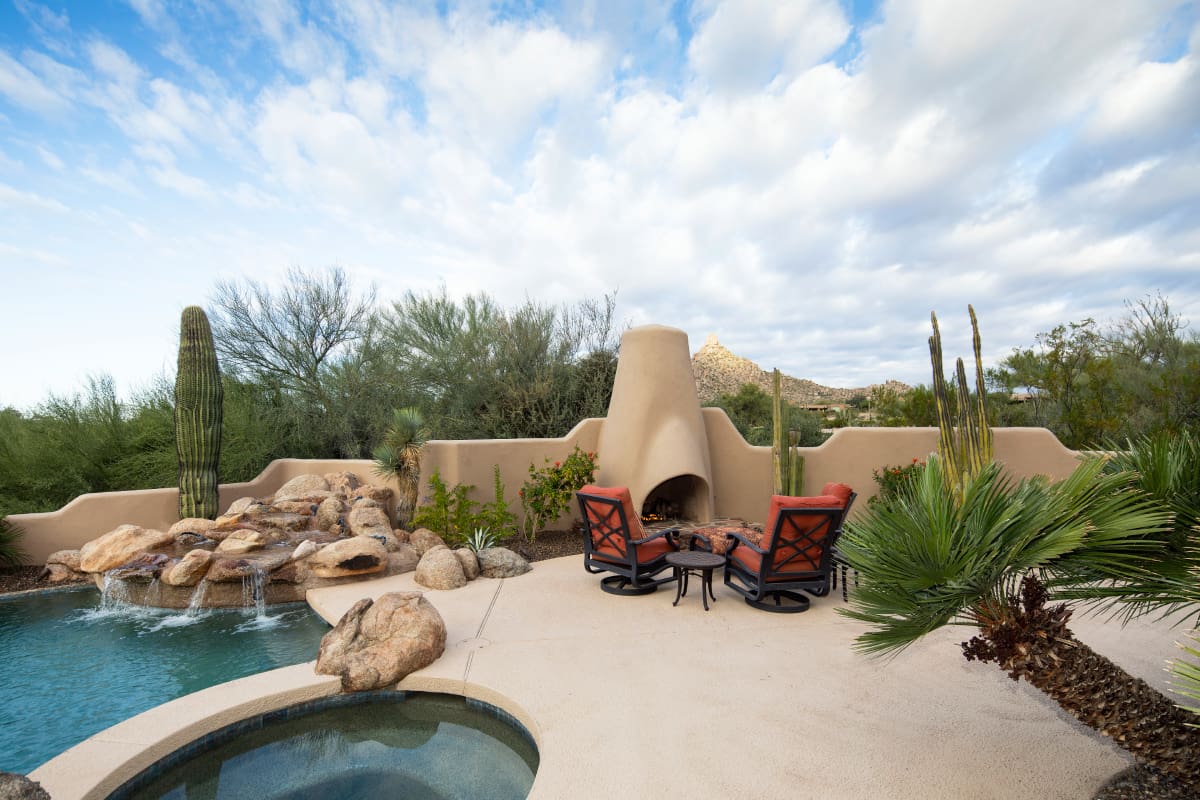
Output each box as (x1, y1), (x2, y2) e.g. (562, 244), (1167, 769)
(577, 485), (681, 596)
(724, 484), (856, 613)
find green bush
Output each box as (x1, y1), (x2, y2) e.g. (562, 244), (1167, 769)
(519, 447), (598, 540)
(411, 469), (477, 546)
(867, 458), (926, 511)
(476, 465), (517, 538)
(0, 516), (26, 568)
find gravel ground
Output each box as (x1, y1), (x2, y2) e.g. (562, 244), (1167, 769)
(1094, 765), (1199, 799)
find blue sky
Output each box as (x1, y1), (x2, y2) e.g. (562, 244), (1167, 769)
(1, 0), (1197, 410)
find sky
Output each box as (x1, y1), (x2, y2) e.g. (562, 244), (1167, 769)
(0, 0), (1198, 411)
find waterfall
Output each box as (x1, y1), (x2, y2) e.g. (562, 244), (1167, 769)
(241, 567), (268, 619)
(99, 571), (132, 610)
(186, 580), (210, 617)
(144, 578), (163, 608)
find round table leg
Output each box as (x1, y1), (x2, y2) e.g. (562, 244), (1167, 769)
(672, 566), (684, 606)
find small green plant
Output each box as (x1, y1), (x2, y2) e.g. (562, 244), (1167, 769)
(0, 516), (27, 569)
(476, 465), (517, 537)
(466, 527), (501, 553)
(411, 469), (477, 546)
(867, 458), (926, 511)
(519, 447), (598, 540)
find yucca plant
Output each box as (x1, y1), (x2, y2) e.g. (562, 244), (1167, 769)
(0, 516), (26, 569)
(839, 455), (1200, 786)
(373, 407), (428, 529)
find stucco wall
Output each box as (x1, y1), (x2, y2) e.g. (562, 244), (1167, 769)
(10, 423), (1085, 565)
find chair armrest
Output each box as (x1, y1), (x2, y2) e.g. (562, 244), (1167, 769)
(631, 528), (681, 547)
(726, 530), (767, 555)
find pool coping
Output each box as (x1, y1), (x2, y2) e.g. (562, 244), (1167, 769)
(30, 556), (1187, 799)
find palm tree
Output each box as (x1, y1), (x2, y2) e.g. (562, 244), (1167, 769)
(372, 407), (428, 529)
(838, 455), (1200, 787)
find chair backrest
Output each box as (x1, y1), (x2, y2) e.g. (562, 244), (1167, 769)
(760, 494), (844, 576)
(577, 485), (643, 560)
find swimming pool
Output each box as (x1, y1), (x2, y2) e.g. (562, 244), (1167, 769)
(109, 691), (539, 800)
(0, 587), (329, 774)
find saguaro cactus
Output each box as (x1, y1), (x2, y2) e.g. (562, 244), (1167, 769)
(772, 369), (805, 495)
(929, 305), (992, 497)
(175, 306), (223, 519)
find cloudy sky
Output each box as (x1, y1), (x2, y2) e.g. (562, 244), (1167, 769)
(1, 0), (1197, 411)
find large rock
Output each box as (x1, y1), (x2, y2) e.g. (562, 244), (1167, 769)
(476, 547), (532, 578)
(324, 471), (363, 498)
(410, 528), (447, 556)
(216, 529), (270, 554)
(387, 544), (420, 575)
(108, 553), (171, 582)
(290, 539), (322, 562)
(270, 500), (321, 516)
(454, 548), (480, 580)
(79, 524), (174, 573)
(414, 547), (467, 590)
(224, 497), (258, 515)
(355, 485), (394, 507)
(41, 563), (86, 584)
(0, 772), (51, 800)
(306, 536), (388, 578)
(161, 549), (213, 587)
(348, 505), (392, 539)
(46, 549), (82, 571)
(168, 518), (218, 538)
(316, 496), (346, 531)
(274, 474), (330, 501)
(315, 592), (446, 692)
(206, 551), (291, 583)
(251, 512), (311, 533)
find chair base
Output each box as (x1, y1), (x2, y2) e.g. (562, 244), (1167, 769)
(743, 590), (811, 613)
(600, 575), (659, 596)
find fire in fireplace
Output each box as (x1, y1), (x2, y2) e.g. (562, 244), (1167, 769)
(640, 474), (708, 524)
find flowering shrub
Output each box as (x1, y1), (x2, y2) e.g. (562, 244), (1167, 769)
(519, 447), (598, 540)
(868, 458), (926, 511)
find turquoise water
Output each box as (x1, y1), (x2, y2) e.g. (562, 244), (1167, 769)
(0, 588), (329, 774)
(115, 693), (539, 800)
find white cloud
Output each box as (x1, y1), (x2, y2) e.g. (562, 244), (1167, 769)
(0, 50), (71, 111)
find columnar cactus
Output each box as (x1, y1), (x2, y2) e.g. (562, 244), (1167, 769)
(772, 368), (805, 495)
(929, 305), (992, 497)
(175, 306), (223, 519)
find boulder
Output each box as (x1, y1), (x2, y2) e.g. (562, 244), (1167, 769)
(315, 592), (446, 692)
(270, 500), (321, 516)
(306, 536), (388, 578)
(410, 528), (447, 556)
(454, 548), (481, 580)
(224, 497), (258, 515)
(387, 544), (420, 575)
(351, 497), (381, 510)
(108, 553), (171, 582)
(324, 471), (363, 498)
(476, 547), (532, 579)
(168, 518), (218, 538)
(212, 511), (251, 532)
(268, 561), (307, 584)
(251, 512), (311, 533)
(355, 485), (394, 506)
(79, 524), (174, 573)
(41, 563), (87, 584)
(316, 496), (346, 531)
(348, 505), (392, 539)
(274, 474), (330, 501)
(414, 547), (467, 590)
(392, 529), (411, 544)
(290, 539), (322, 562)
(46, 549), (82, 571)
(176, 532), (215, 548)
(216, 529), (270, 554)
(0, 772), (51, 800)
(161, 549), (213, 587)
(206, 551), (291, 583)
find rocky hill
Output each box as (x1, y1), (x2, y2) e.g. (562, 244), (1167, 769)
(691, 334), (910, 406)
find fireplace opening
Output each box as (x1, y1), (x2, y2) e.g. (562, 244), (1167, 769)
(640, 475), (709, 524)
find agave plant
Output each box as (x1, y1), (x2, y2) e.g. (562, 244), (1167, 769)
(838, 455), (1200, 787)
(466, 527), (501, 554)
(373, 407), (428, 529)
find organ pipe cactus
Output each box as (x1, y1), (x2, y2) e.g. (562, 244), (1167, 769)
(929, 306), (992, 497)
(175, 306), (223, 519)
(772, 369), (805, 495)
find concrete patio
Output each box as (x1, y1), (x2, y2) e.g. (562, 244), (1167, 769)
(34, 555), (1188, 799)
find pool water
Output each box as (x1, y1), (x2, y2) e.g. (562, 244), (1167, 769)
(0, 587), (329, 774)
(113, 692), (540, 800)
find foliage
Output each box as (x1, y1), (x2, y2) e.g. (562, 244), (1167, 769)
(867, 458), (926, 511)
(476, 466), (517, 538)
(411, 469), (477, 546)
(519, 447), (598, 540)
(466, 526), (502, 554)
(373, 407), (428, 528)
(175, 306), (223, 520)
(0, 516), (26, 568)
(929, 306), (993, 496)
(705, 383), (826, 447)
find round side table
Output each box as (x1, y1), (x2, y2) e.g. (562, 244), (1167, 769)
(665, 551), (726, 611)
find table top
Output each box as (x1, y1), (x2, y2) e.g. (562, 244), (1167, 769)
(666, 550), (726, 569)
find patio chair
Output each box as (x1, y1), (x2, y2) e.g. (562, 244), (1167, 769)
(724, 492), (851, 613)
(577, 485), (681, 596)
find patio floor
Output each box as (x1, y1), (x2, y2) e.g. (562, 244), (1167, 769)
(32, 555), (1188, 799)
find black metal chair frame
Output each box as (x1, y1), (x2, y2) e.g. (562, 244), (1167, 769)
(724, 505), (846, 613)
(827, 492), (858, 601)
(578, 491), (680, 596)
